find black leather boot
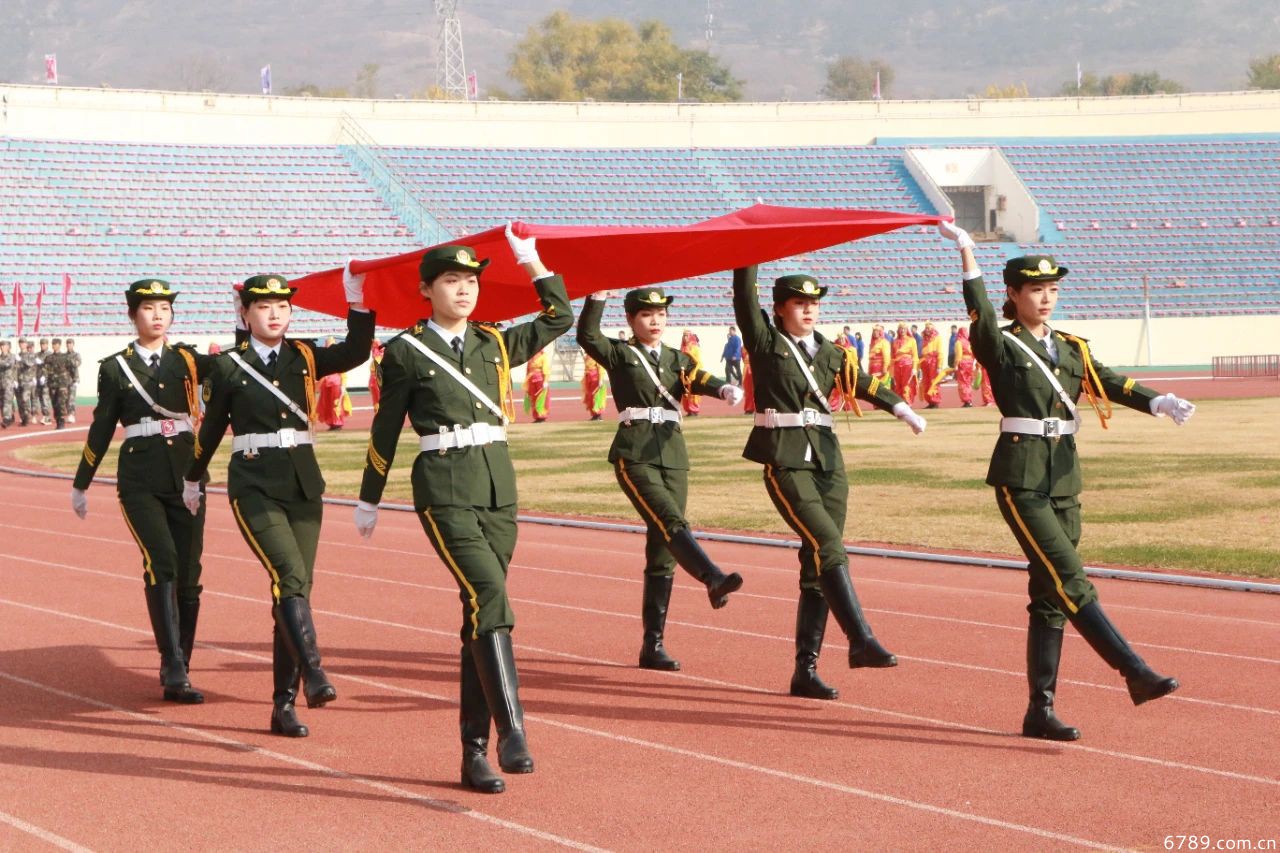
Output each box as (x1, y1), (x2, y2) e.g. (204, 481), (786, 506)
(178, 597), (200, 669)
(269, 624), (308, 737)
(471, 630), (534, 774)
(274, 597), (337, 708)
(1021, 621), (1081, 741)
(817, 565), (898, 668)
(144, 582), (204, 704)
(1070, 601), (1178, 706)
(639, 574), (681, 671)
(789, 588), (839, 699)
(459, 642), (504, 793)
(665, 528), (743, 609)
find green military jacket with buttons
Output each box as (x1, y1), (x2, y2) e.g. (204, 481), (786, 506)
(733, 266), (905, 472)
(74, 342), (222, 494)
(186, 309), (375, 502)
(359, 274), (572, 509)
(963, 274), (1159, 497)
(576, 296), (723, 469)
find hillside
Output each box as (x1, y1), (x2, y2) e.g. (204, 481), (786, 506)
(2, 0), (1274, 101)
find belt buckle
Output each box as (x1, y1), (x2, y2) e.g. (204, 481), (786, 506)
(648, 407), (663, 424)
(159, 419), (177, 437)
(1042, 418), (1060, 437)
(278, 428), (297, 448)
(802, 409), (819, 427)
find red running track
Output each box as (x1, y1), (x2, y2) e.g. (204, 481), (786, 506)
(0, 466), (1277, 851)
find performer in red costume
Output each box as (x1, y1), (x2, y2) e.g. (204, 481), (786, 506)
(524, 348), (550, 423)
(581, 353), (608, 420)
(867, 324), (891, 389)
(918, 322), (944, 409)
(891, 323), (919, 404)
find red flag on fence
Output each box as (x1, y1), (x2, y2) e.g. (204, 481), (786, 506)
(290, 203), (945, 329)
(44, 54), (58, 85)
(62, 273), (72, 325)
(33, 282), (46, 334)
(13, 284), (24, 336)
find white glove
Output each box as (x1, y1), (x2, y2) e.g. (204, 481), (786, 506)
(719, 384), (744, 406)
(233, 291), (247, 331)
(182, 480), (203, 516)
(505, 221), (540, 266)
(71, 487), (88, 519)
(892, 401), (927, 435)
(938, 221), (976, 250)
(342, 258), (366, 303)
(354, 501), (379, 539)
(1150, 393), (1195, 425)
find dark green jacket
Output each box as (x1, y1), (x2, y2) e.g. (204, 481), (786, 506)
(733, 266), (904, 471)
(576, 296), (722, 469)
(187, 309), (375, 502)
(73, 342), (218, 494)
(963, 274), (1159, 496)
(359, 275), (572, 509)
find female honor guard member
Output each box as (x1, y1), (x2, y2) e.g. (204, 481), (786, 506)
(183, 270), (374, 737)
(353, 227), (571, 795)
(70, 279), (236, 704)
(733, 266), (926, 700)
(939, 222), (1193, 741)
(577, 287), (745, 672)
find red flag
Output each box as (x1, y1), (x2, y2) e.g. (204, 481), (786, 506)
(33, 282), (46, 334)
(0, 284), (6, 308)
(62, 273), (72, 325)
(13, 284), (24, 336)
(291, 203), (944, 329)
(44, 54), (58, 85)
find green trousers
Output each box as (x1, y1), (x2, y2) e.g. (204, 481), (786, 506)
(995, 486), (1098, 629)
(118, 488), (205, 601)
(419, 503), (519, 641)
(762, 463), (849, 590)
(613, 459), (689, 577)
(229, 487), (323, 602)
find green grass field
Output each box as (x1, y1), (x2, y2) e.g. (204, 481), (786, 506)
(20, 397), (1280, 578)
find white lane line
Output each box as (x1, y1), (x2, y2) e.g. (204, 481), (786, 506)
(0, 598), (1126, 851)
(0, 426), (90, 443)
(0, 810), (93, 853)
(2, 557), (1277, 789)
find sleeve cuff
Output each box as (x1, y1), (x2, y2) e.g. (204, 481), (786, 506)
(534, 271), (556, 281)
(962, 269), (984, 281)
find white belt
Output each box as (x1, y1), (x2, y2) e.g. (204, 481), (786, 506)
(618, 406), (682, 425)
(1000, 417), (1079, 437)
(753, 409), (834, 429)
(232, 428), (315, 455)
(419, 423), (508, 454)
(123, 418), (191, 439)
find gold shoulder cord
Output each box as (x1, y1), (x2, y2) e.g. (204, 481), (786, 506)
(292, 341), (319, 423)
(838, 348), (864, 423)
(175, 347), (201, 425)
(1063, 334), (1112, 429)
(475, 325), (515, 420)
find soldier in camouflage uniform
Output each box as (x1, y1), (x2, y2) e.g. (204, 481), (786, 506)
(46, 338), (72, 429)
(16, 339), (37, 427)
(36, 338), (52, 425)
(65, 338), (83, 423)
(0, 340), (15, 428)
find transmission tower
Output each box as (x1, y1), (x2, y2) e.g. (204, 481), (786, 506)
(434, 0), (469, 99)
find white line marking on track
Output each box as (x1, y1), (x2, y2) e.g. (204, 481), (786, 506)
(0, 810), (94, 853)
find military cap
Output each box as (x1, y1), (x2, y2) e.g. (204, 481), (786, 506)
(0, 340), (10, 348)
(51, 338), (62, 346)
(772, 273), (828, 302)
(1003, 255), (1068, 287)
(238, 274), (296, 306)
(623, 286), (675, 314)
(38, 338), (48, 346)
(419, 245), (489, 283)
(126, 278), (178, 309)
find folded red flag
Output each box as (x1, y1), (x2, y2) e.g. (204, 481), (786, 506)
(291, 203), (944, 328)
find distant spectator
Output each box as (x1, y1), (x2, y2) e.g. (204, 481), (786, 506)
(852, 331), (864, 367)
(911, 324), (923, 355)
(947, 324), (959, 368)
(721, 325), (743, 385)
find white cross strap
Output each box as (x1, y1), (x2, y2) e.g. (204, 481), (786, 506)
(625, 345), (683, 419)
(1001, 331), (1081, 427)
(227, 352), (310, 424)
(115, 354), (190, 423)
(400, 332), (508, 425)
(775, 333), (832, 414)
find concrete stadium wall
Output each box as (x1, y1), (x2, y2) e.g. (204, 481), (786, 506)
(3, 84), (1280, 147)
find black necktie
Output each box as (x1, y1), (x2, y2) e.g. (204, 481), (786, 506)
(451, 336), (464, 364)
(267, 350), (278, 373)
(648, 347), (660, 365)
(149, 353), (160, 369)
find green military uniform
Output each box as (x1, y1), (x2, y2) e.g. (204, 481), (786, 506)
(65, 341), (82, 423)
(16, 342), (37, 426)
(186, 273), (375, 737)
(44, 340), (72, 428)
(359, 243), (571, 792)
(74, 279), (223, 704)
(0, 342), (15, 427)
(35, 340), (52, 423)
(964, 254), (1179, 740)
(734, 265), (906, 700)
(576, 288), (743, 672)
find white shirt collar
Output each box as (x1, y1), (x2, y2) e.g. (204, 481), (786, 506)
(643, 342), (662, 358)
(427, 319), (465, 348)
(249, 336), (283, 362)
(133, 340), (164, 363)
(1031, 325), (1059, 362)
(793, 333), (817, 358)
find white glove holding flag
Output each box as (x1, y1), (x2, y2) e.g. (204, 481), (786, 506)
(505, 222), (540, 266)
(343, 258), (366, 304)
(1150, 393), (1195, 425)
(182, 480), (203, 516)
(354, 501), (379, 539)
(71, 487), (88, 520)
(938, 221), (976, 250)
(719, 384), (744, 406)
(892, 401), (927, 435)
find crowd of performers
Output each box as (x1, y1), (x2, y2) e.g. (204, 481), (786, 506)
(67, 223), (1197, 796)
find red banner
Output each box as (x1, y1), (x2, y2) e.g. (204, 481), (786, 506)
(62, 273), (72, 325)
(13, 284), (23, 336)
(33, 282), (46, 334)
(291, 203), (944, 329)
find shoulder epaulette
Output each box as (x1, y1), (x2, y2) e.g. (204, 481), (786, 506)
(238, 339), (250, 351)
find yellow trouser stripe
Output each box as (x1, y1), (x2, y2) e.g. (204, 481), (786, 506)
(617, 459), (670, 542)
(424, 508), (482, 640)
(232, 498), (282, 602)
(765, 465), (823, 577)
(118, 501), (155, 585)
(1000, 486), (1077, 614)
